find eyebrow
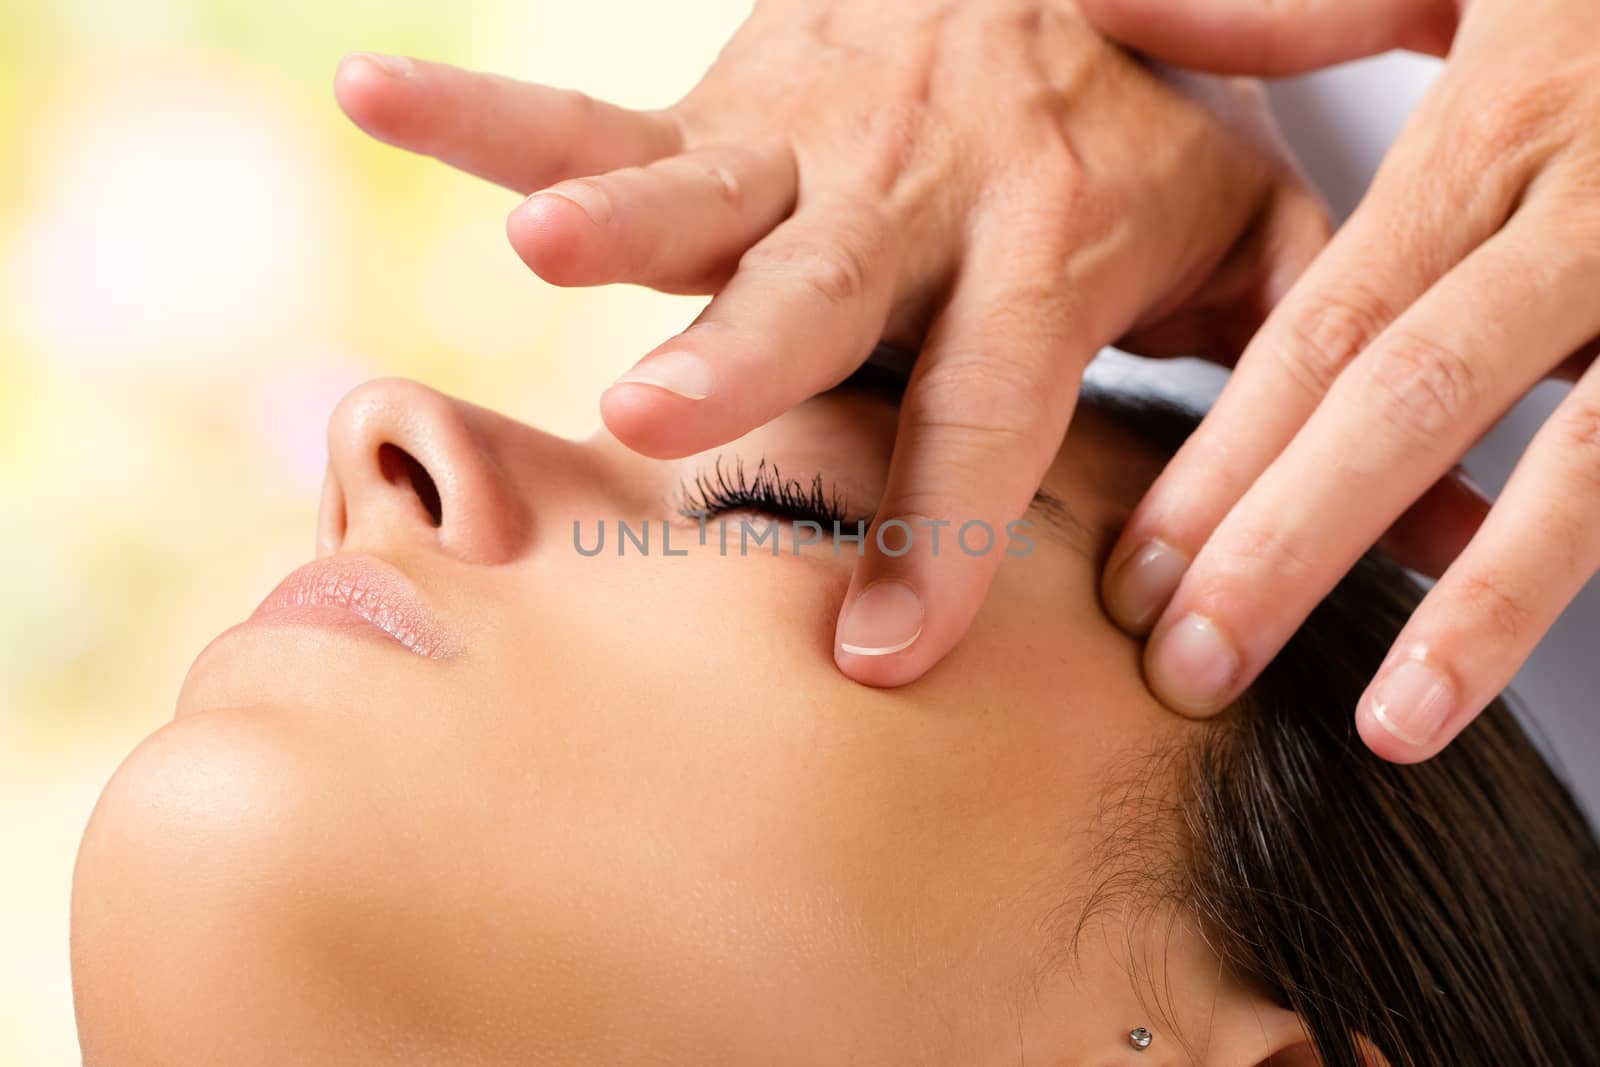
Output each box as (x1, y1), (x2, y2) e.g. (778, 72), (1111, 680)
(1029, 488), (1094, 548)
(833, 361), (1095, 549)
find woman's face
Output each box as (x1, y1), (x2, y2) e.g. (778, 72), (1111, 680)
(173, 376), (1291, 1063)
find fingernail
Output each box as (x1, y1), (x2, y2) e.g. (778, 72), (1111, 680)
(1106, 538), (1189, 631)
(528, 182), (612, 226)
(612, 352), (714, 401)
(353, 52), (413, 77)
(1147, 613), (1240, 715)
(838, 580), (924, 657)
(1367, 654), (1455, 746)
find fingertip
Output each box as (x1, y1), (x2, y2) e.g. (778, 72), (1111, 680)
(832, 558), (965, 688)
(1356, 653), (1458, 764)
(1355, 700), (1438, 765)
(333, 53), (421, 142)
(834, 620), (936, 688)
(830, 574), (971, 689)
(333, 53), (384, 117)
(1142, 611), (1240, 720)
(339, 51), (415, 80)
(833, 644), (931, 688)
(598, 382), (707, 459)
(1101, 536), (1190, 636)
(506, 194), (608, 285)
(837, 574), (923, 643)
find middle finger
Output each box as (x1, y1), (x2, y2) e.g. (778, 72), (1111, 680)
(1100, 97), (1522, 633)
(1140, 201), (1600, 716)
(599, 188), (902, 459)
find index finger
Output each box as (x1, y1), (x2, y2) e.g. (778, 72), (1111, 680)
(333, 53), (683, 194)
(833, 228), (1110, 686)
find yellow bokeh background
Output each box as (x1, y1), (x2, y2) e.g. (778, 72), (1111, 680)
(2, 2), (750, 1059)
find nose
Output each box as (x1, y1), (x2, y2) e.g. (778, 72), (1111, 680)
(319, 377), (529, 564)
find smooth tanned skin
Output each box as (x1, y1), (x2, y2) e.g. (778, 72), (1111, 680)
(71, 378), (1313, 1065)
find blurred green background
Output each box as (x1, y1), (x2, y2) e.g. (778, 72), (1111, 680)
(1, 1), (748, 1059)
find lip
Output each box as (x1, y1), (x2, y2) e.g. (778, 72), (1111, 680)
(251, 555), (454, 658)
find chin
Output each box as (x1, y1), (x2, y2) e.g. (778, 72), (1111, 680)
(174, 616), (427, 721)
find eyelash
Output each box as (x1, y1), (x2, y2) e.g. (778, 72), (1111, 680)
(677, 455), (853, 526)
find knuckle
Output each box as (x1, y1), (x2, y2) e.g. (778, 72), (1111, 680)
(892, 372), (1058, 515)
(703, 162), (742, 205)
(1455, 568), (1536, 645)
(660, 151), (748, 207)
(742, 239), (870, 307)
(979, 278), (1082, 357)
(1510, 175), (1600, 288)
(1205, 520), (1322, 599)
(547, 90), (603, 172)
(1003, 117), (1092, 195)
(907, 355), (1060, 452)
(740, 223), (877, 308)
(1546, 399), (1600, 496)
(1021, 5), (1109, 94)
(799, 243), (870, 307)
(1475, 78), (1567, 158)
(558, 87), (600, 125)
(1528, 496), (1590, 578)
(1362, 330), (1483, 446)
(980, 134), (1104, 253)
(1274, 293), (1392, 400)
(1424, 76), (1574, 200)
(1454, 113), (1520, 175)
(858, 99), (935, 186)
(1046, 175), (1118, 255)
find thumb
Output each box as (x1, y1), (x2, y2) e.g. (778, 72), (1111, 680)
(1076, 0), (1458, 77)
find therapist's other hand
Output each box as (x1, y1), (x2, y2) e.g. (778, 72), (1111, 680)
(1080, 0), (1600, 761)
(333, 0), (1329, 687)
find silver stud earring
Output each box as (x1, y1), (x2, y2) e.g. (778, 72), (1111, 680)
(1129, 1026), (1153, 1051)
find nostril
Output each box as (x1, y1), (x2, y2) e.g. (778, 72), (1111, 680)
(378, 443), (443, 527)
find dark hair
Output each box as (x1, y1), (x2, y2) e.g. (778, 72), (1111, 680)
(1085, 385), (1600, 1067)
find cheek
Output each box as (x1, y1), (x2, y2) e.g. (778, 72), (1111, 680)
(937, 542), (1193, 800)
(429, 554), (952, 1039)
(424, 545), (1183, 1043)
(542, 547), (852, 689)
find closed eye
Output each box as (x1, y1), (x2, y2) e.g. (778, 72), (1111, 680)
(676, 455), (864, 527)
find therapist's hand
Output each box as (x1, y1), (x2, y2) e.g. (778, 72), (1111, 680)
(333, 0), (1330, 687)
(1079, 0), (1600, 760)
